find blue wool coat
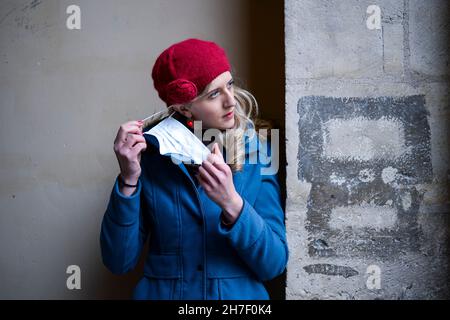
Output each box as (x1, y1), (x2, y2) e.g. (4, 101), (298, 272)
(100, 127), (288, 300)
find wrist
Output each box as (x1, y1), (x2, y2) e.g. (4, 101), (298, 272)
(119, 174), (139, 187)
(221, 193), (243, 223)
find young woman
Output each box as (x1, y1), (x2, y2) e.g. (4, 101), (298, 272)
(100, 38), (288, 300)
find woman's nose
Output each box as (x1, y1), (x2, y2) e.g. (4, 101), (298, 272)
(223, 88), (235, 106)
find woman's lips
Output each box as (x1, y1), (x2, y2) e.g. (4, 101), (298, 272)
(223, 111), (234, 118)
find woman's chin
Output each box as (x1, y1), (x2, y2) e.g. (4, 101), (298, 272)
(222, 117), (235, 129)
(207, 117), (235, 130)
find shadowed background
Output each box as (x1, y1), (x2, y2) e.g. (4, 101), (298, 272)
(0, 0), (285, 299)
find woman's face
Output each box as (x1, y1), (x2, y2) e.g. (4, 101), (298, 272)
(179, 71), (236, 130)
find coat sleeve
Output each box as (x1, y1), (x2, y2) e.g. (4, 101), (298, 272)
(217, 148), (289, 282)
(99, 176), (150, 275)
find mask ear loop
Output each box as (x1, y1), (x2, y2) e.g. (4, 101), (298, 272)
(140, 105), (176, 123)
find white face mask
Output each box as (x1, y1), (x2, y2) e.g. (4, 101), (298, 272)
(143, 114), (210, 165)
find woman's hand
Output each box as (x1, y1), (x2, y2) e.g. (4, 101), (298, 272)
(196, 143), (243, 224)
(113, 120), (147, 186)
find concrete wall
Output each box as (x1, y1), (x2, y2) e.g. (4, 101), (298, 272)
(0, 0), (285, 299)
(6, 0), (446, 301)
(285, 0), (450, 299)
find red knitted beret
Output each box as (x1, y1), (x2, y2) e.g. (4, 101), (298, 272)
(151, 38), (231, 107)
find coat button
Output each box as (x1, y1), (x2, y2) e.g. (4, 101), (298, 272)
(197, 264), (204, 271)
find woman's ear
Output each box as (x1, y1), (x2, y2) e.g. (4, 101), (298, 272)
(173, 104), (193, 118)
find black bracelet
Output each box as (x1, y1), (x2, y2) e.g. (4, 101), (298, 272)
(220, 212), (234, 227)
(118, 174), (138, 188)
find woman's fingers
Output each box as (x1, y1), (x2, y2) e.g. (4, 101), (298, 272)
(212, 143), (225, 162)
(198, 165), (218, 188)
(113, 120), (145, 180)
(196, 172), (207, 187)
(205, 143), (224, 164)
(124, 133), (146, 149)
(201, 160), (225, 183)
(212, 162), (231, 175)
(206, 153), (225, 165)
(130, 141), (147, 158)
(205, 143), (230, 176)
(196, 172), (214, 193)
(206, 153), (215, 164)
(115, 121), (143, 145)
(208, 143), (225, 164)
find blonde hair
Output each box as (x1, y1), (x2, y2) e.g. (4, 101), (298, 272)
(144, 84), (271, 173)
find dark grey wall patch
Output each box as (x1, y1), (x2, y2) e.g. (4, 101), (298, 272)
(303, 264), (359, 278)
(297, 95), (432, 261)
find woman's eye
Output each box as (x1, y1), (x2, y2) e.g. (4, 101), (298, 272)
(208, 81), (233, 99)
(209, 91), (219, 99)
